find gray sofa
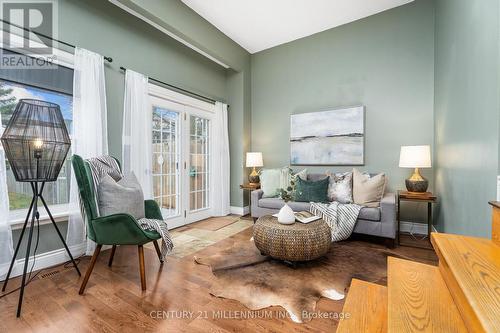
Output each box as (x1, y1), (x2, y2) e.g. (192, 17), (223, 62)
(251, 173), (397, 241)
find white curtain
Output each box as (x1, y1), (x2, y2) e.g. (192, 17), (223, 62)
(122, 70), (153, 199)
(0, 118), (13, 280)
(66, 47), (108, 256)
(211, 102), (230, 216)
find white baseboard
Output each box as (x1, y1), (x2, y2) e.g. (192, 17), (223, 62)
(230, 206), (250, 216)
(400, 221), (438, 235)
(0, 242), (86, 281)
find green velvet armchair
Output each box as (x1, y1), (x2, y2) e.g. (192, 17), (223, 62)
(72, 154), (164, 294)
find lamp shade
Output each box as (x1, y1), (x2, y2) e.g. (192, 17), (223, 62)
(246, 152), (263, 167)
(399, 145), (431, 168)
(1, 99), (71, 182)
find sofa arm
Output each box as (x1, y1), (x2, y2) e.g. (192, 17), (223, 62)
(380, 192), (397, 239)
(251, 189), (264, 207)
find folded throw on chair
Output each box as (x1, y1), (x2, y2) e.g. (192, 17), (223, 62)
(84, 155), (173, 258)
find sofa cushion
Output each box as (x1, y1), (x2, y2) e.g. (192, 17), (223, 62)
(258, 198), (380, 222)
(258, 198), (311, 211)
(358, 207), (381, 222)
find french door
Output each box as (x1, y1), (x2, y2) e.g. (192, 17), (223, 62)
(150, 87), (214, 229)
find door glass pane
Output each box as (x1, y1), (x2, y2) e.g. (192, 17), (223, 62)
(152, 107), (180, 217)
(189, 115), (210, 211)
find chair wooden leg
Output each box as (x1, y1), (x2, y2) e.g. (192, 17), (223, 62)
(153, 240), (164, 263)
(79, 244), (102, 295)
(108, 245), (117, 267)
(138, 245), (146, 291)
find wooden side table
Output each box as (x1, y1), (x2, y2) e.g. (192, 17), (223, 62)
(240, 183), (260, 221)
(397, 190), (437, 248)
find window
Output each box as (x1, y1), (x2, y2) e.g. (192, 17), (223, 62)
(0, 79), (73, 213)
(0, 48), (74, 221)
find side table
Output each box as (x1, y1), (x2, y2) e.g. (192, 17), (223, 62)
(240, 183), (260, 221)
(397, 190), (437, 248)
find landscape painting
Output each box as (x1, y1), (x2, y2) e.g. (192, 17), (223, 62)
(290, 106), (365, 165)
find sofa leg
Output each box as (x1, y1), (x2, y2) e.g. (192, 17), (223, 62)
(253, 217), (257, 224)
(384, 238), (395, 249)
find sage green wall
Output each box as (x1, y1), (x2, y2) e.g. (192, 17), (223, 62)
(11, 0), (243, 257)
(59, 0), (228, 158)
(251, 0), (435, 221)
(121, 0), (252, 207)
(434, 0), (500, 237)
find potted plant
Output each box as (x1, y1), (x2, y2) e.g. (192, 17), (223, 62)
(277, 179), (296, 225)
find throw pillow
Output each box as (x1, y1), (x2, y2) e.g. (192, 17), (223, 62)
(326, 171), (353, 203)
(294, 176), (330, 203)
(260, 168), (283, 198)
(98, 172), (145, 219)
(352, 168), (386, 208)
(290, 168), (307, 185)
(261, 167), (305, 197)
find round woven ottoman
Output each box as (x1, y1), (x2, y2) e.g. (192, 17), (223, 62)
(253, 215), (331, 262)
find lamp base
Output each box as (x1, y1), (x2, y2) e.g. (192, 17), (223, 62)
(1, 181), (81, 317)
(248, 167), (260, 185)
(405, 168), (428, 192)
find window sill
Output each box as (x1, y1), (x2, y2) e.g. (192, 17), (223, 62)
(9, 204), (69, 230)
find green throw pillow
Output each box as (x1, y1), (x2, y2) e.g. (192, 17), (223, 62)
(294, 176), (330, 203)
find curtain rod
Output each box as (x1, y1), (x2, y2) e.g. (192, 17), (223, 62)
(119, 66), (217, 104)
(1, 19), (113, 63)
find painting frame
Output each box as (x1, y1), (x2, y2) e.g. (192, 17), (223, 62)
(289, 105), (365, 166)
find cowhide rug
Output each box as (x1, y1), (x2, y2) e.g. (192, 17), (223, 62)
(195, 237), (412, 323)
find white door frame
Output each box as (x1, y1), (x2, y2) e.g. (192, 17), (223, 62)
(148, 84), (215, 228)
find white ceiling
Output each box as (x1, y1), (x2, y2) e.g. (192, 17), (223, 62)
(182, 0), (414, 54)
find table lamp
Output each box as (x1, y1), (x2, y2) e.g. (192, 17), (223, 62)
(399, 145), (431, 192)
(1, 99), (80, 317)
(246, 152), (263, 185)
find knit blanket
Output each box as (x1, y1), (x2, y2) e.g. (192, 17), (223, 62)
(309, 202), (362, 242)
(84, 156), (173, 258)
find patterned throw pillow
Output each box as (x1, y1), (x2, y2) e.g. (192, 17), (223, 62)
(294, 176), (330, 203)
(326, 171), (353, 203)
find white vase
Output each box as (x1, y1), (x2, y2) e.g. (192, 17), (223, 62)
(278, 203), (295, 224)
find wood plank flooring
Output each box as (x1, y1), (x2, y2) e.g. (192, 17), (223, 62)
(0, 221), (437, 332)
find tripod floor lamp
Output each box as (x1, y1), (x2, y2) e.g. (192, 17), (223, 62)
(1, 99), (81, 317)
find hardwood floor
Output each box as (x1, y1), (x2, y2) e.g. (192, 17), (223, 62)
(0, 224), (437, 332)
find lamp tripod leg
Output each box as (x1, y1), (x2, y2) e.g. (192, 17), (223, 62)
(2, 196), (36, 292)
(16, 189), (38, 318)
(39, 194), (81, 276)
